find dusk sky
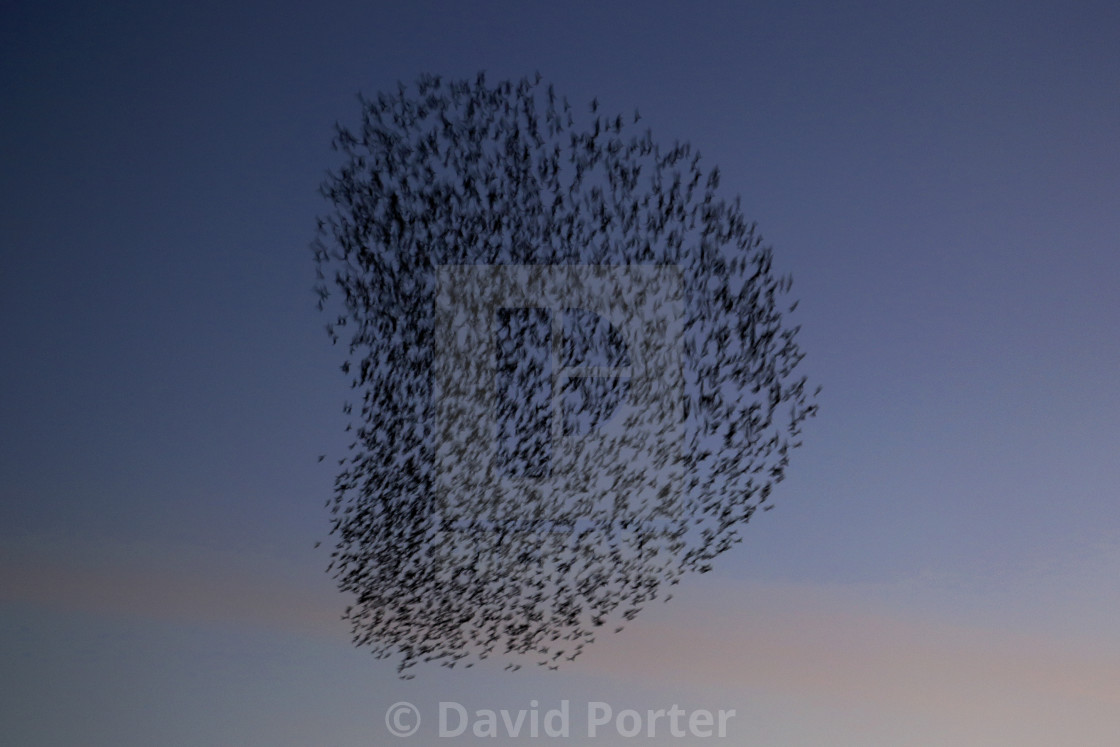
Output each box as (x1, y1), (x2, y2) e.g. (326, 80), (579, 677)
(2, 1), (1119, 744)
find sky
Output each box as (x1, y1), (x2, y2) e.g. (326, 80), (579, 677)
(1, 0), (1118, 744)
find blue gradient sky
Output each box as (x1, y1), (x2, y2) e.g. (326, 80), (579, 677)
(2, 1), (1118, 744)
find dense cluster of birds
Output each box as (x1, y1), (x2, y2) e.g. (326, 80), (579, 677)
(312, 72), (818, 677)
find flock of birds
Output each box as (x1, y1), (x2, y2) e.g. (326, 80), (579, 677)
(312, 72), (818, 677)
